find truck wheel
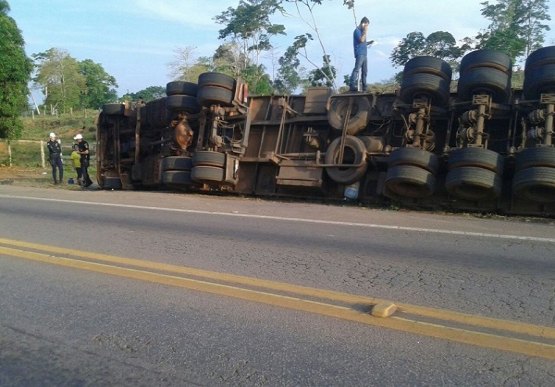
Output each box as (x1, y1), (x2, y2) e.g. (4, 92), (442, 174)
(197, 86), (234, 107)
(191, 166), (224, 182)
(166, 81), (198, 96)
(162, 170), (192, 185)
(102, 103), (125, 116)
(445, 167), (501, 200)
(457, 67), (511, 103)
(402, 56), (452, 81)
(399, 73), (450, 106)
(325, 135), (367, 184)
(524, 46), (555, 71)
(512, 167), (555, 203)
(460, 50), (512, 74)
(198, 72), (236, 91)
(515, 147), (555, 171)
(388, 148), (439, 173)
(193, 151), (226, 167)
(385, 165), (436, 198)
(523, 64), (555, 99)
(166, 95), (201, 113)
(161, 156), (193, 171)
(327, 96), (370, 135)
(447, 147), (504, 173)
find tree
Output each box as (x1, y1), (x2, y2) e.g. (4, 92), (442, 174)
(390, 31), (468, 70)
(476, 0), (551, 61)
(215, 0), (286, 69)
(121, 86), (165, 102)
(0, 0), (32, 139)
(79, 59), (118, 109)
(32, 48), (86, 114)
(280, 0), (355, 89)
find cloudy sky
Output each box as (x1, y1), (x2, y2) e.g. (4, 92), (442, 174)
(8, 0), (555, 97)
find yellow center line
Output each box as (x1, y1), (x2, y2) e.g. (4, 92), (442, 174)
(1, 239), (555, 361)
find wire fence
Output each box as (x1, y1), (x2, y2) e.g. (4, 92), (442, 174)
(0, 139), (95, 168)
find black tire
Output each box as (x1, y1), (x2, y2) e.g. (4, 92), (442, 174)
(198, 72), (235, 91)
(166, 81), (198, 96)
(102, 176), (122, 189)
(192, 151), (226, 167)
(445, 167), (502, 201)
(327, 96), (371, 135)
(166, 94), (201, 113)
(448, 147), (504, 173)
(523, 64), (555, 99)
(385, 165), (436, 198)
(512, 167), (555, 203)
(388, 147), (439, 173)
(399, 73), (450, 106)
(191, 166), (224, 182)
(162, 170), (192, 185)
(457, 67), (511, 103)
(515, 147), (555, 171)
(102, 103), (124, 116)
(325, 135), (367, 184)
(161, 156), (193, 171)
(403, 56), (452, 81)
(197, 85), (234, 107)
(460, 50), (512, 74)
(524, 46), (555, 71)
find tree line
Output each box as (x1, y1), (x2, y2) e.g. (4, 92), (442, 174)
(0, 0), (551, 139)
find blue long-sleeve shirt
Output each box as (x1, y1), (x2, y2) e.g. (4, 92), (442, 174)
(353, 26), (367, 57)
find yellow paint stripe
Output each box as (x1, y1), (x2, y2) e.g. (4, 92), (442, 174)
(1, 237), (555, 342)
(1, 244), (555, 360)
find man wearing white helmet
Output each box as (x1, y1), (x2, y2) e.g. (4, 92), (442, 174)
(74, 133), (93, 187)
(46, 132), (63, 184)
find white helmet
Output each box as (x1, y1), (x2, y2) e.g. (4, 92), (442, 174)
(49, 132), (56, 138)
(74, 133), (83, 140)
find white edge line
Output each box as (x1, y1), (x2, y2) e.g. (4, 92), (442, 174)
(1, 194), (554, 244)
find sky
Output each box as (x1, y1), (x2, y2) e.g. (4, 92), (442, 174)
(8, 0), (555, 100)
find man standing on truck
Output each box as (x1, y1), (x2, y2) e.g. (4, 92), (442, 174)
(46, 132), (63, 184)
(74, 133), (93, 187)
(348, 17), (373, 92)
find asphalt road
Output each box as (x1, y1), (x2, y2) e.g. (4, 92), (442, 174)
(1, 185), (554, 385)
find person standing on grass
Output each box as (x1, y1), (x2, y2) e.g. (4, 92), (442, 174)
(74, 133), (93, 187)
(46, 132), (63, 184)
(70, 144), (82, 185)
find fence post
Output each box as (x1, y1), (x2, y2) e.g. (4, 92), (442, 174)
(40, 140), (45, 168)
(7, 140), (12, 167)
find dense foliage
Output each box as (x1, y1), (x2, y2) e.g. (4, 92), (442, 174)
(0, 0), (32, 139)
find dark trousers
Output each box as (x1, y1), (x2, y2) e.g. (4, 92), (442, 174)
(50, 155), (63, 183)
(81, 159), (93, 187)
(75, 167), (83, 183)
(349, 54), (367, 91)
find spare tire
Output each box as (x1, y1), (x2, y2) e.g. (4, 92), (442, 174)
(325, 135), (367, 184)
(328, 96), (371, 135)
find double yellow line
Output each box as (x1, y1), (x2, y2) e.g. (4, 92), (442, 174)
(1, 237), (555, 360)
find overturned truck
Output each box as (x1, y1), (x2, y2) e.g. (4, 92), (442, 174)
(97, 47), (555, 217)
